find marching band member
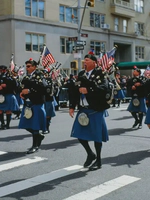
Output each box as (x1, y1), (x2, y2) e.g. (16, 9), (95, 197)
(0, 65), (19, 129)
(144, 67), (150, 128)
(42, 69), (56, 134)
(19, 59), (48, 154)
(126, 66), (147, 129)
(68, 53), (112, 170)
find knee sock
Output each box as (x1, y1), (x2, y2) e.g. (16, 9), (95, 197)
(78, 139), (93, 155)
(0, 113), (5, 125)
(94, 142), (102, 162)
(138, 113), (143, 125)
(131, 112), (138, 121)
(6, 114), (11, 128)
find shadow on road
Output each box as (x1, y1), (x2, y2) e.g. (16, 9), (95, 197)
(41, 139), (79, 151)
(103, 149), (150, 168)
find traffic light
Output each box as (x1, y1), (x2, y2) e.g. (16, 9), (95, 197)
(70, 60), (78, 70)
(81, 60), (85, 69)
(87, 0), (95, 7)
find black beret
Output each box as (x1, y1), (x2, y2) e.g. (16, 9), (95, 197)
(84, 54), (97, 62)
(133, 66), (141, 74)
(0, 65), (7, 70)
(25, 58), (38, 66)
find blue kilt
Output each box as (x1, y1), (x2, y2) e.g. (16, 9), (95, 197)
(127, 97), (147, 113)
(19, 103), (46, 131)
(44, 101), (56, 117)
(0, 94), (19, 111)
(71, 108), (109, 143)
(114, 89), (125, 99)
(145, 107), (150, 124)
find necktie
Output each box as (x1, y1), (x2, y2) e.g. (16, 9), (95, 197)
(86, 72), (89, 77)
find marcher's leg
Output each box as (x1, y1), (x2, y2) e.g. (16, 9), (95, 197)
(117, 99), (121, 107)
(0, 112), (5, 129)
(26, 130), (39, 154)
(78, 139), (96, 167)
(37, 132), (45, 148)
(131, 112), (139, 128)
(89, 142), (102, 170)
(6, 113), (11, 129)
(43, 117), (51, 134)
(138, 112), (143, 129)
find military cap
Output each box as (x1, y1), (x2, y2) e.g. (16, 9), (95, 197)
(84, 51), (97, 63)
(25, 58), (38, 66)
(133, 66), (141, 74)
(0, 65), (7, 70)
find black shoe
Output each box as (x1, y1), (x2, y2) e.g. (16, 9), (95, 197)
(26, 147), (38, 154)
(84, 153), (96, 168)
(1, 124), (6, 130)
(37, 134), (45, 147)
(43, 130), (50, 134)
(138, 124), (142, 129)
(132, 120), (139, 129)
(89, 160), (101, 171)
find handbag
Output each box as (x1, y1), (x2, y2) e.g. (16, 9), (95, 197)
(24, 107), (33, 119)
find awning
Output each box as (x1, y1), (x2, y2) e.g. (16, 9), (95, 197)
(116, 61), (150, 70)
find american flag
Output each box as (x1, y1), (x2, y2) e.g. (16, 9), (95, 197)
(10, 54), (15, 71)
(98, 47), (116, 71)
(41, 46), (55, 67)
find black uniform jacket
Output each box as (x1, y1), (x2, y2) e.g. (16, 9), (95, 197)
(0, 72), (17, 95)
(69, 68), (110, 111)
(126, 76), (147, 98)
(21, 69), (49, 105)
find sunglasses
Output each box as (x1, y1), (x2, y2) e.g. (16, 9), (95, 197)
(26, 65), (32, 68)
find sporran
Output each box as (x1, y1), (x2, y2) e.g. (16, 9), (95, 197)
(78, 112), (89, 126)
(132, 98), (140, 106)
(24, 107), (33, 119)
(0, 95), (5, 103)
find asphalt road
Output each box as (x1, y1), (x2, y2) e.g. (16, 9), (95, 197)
(0, 103), (150, 200)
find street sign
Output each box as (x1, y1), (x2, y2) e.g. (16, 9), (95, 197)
(72, 45), (84, 51)
(76, 40), (86, 46)
(68, 37), (78, 41)
(81, 33), (88, 37)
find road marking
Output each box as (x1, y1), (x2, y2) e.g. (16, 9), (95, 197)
(0, 165), (83, 197)
(0, 151), (7, 155)
(0, 156), (47, 172)
(63, 175), (140, 200)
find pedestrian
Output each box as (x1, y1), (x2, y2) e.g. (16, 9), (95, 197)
(19, 58), (48, 154)
(68, 53), (111, 170)
(0, 65), (19, 129)
(127, 66), (147, 129)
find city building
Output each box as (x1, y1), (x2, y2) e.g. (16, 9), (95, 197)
(0, 0), (150, 76)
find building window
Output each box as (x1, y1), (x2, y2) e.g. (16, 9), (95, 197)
(90, 41), (106, 55)
(60, 68), (70, 78)
(59, 5), (77, 24)
(123, 19), (127, 33)
(134, 0), (144, 13)
(114, 17), (119, 31)
(25, 0), (44, 18)
(60, 37), (76, 54)
(135, 46), (144, 59)
(90, 12), (105, 28)
(25, 33), (44, 52)
(135, 22), (144, 35)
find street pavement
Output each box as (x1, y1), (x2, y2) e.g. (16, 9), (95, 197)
(0, 103), (150, 200)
